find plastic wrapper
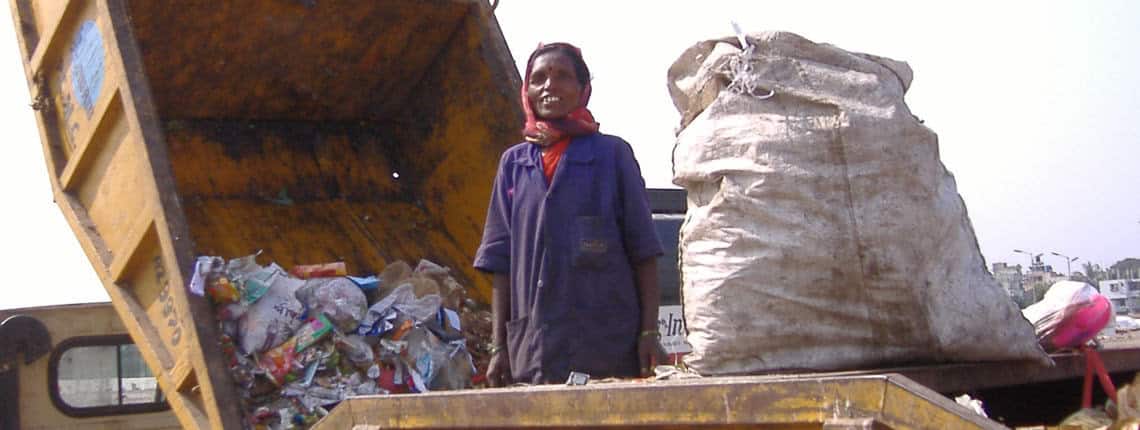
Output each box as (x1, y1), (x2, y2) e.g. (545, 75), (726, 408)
(347, 275), (380, 292)
(377, 339), (407, 366)
(358, 284), (442, 338)
(294, 314), (335, 352)
(225, 253), (262, 280)
(423, 308), (464, 343)
(259, 338), (298, 386)
(207, 276), (240, 304)
(295, 277), (368, 332)
(190, 256), (224, 297)
(238, 264), (286, 306)
(290, 262), (347, 279)
(239, 270), (305, 354)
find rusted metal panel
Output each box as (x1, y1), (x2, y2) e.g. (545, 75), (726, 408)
(7, 0), (522, 428)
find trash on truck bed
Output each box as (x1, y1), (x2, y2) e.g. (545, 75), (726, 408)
(192, 254), (491, 428)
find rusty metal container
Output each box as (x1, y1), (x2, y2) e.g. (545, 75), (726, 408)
(7, 1), (521, 427)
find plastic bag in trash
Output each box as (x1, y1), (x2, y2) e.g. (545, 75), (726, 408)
(402, 326), (455, 391)
(376, 260), (413, 302)
(239, 270), (305, 354)
(429, 341), (475, 391)
(414, 259), (450, 277)
(440, 276), (467, 313)
(408, 276), (441, 299)
(358, 284), (442, 336)
(333, 333), (374, 369)
(295, 277), (368, 332)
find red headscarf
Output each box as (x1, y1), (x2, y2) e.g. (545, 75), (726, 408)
(522, 43), (599, 146)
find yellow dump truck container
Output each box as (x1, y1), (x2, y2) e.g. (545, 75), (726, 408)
(8, 1), (1037, 429)
(9, 1), (521, 428)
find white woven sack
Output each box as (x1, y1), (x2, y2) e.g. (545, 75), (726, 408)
(669, 31), (1048, 375)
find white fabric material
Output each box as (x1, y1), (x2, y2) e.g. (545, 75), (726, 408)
(669, 31), (1048, 375)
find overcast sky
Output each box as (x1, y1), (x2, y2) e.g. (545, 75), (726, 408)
(2, 1), (1137, 309)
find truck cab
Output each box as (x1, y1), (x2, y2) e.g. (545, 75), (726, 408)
(1, 303), (178, 429)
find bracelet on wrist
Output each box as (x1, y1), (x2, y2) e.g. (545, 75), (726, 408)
(639, 330), (660, 339)
(489, 344), (507, 355)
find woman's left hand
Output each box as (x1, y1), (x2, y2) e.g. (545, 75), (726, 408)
(638, 334), (667, 377)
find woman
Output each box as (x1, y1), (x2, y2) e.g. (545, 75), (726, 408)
(474, 43), (664, 386)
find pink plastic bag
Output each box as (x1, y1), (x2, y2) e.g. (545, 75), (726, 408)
(1022, 281), (1112, 352)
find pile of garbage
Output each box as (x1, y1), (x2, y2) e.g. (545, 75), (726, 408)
(189, 254), (492, 428)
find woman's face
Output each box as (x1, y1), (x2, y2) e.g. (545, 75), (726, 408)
(527, 51), (583, 120)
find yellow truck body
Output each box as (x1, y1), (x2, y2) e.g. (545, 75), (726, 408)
(7, 1), (1128, 429)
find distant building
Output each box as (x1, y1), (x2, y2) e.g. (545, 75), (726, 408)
(1020, 254), (1065, 303)
(1100, 278), (1140, 314)
(1025, 270), (1067, 292)
(992, 262), (1024, 302)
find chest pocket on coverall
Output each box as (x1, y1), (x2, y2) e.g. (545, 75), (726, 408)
(572, 215), (619, 270)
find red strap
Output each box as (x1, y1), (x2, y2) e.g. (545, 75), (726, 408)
(1081, 345), (1118, 408)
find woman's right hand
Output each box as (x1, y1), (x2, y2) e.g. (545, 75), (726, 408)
(486, 350), (511, 387)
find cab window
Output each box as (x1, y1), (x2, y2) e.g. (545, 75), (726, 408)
(49, 335), (168, 417)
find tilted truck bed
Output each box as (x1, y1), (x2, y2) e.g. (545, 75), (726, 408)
(8, 0), (520, 427)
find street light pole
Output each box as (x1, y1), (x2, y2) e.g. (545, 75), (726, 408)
(1050, 252), (1079, 277)
(1013, 249), (1042, 272)
(1014, 249), (1044, 302)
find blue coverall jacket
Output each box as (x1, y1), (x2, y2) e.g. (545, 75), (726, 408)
(474, 132), (663, 384)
